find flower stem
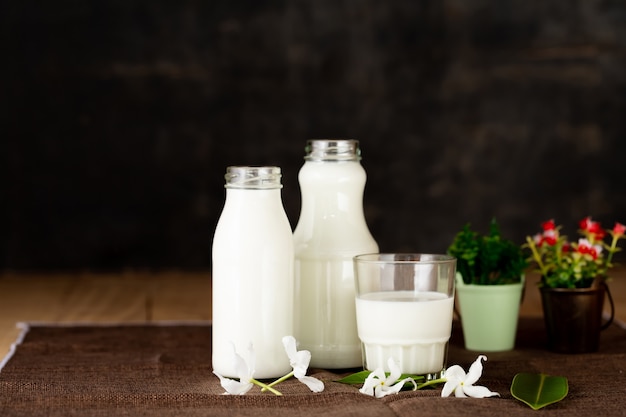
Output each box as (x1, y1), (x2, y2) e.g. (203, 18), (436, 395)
(415, 378), (447, 390)
(261, 371), (295, 392)
(251, 379), (283, 396)
(526, 236), (548, 277)
(606, 233), (619, 269)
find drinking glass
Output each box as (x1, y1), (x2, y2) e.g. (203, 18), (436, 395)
(353, 253), (456, 380)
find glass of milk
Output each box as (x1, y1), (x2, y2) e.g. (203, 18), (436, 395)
(353, 253), (456, 380)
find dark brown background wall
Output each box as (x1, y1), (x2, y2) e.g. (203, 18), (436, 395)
(2, 0), (626, 270)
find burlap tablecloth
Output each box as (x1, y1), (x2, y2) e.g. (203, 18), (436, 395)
(1, 318), (625, 416)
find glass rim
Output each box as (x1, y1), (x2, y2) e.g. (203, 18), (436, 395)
(354, 253), (456, 264)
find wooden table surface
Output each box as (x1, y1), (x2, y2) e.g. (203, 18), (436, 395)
(1, 269), (625, 361)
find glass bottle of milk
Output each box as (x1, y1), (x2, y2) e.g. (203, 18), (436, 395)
(293, 140), (379, 368)
(212, 166), (294, 379)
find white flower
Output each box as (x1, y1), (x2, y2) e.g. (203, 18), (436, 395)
(359, 358), (417, 398)
(213, 343), (255, 395)
(441, 355), (499, 398)
(282, 336), (325, 392)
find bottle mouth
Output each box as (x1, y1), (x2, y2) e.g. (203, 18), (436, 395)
(224, 166), (283, 189)
(304, 139), (361, 161)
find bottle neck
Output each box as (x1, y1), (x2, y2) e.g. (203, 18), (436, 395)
(293, 159), (377, 253)
(225, 187), (284, 205)
(222, 188), (289, 224)
(297, 160), (367, 215)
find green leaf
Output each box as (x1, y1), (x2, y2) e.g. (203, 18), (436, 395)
(510, 373), (568, 410)
(335, 370), (373, 385)
(336, 370), (424, 385)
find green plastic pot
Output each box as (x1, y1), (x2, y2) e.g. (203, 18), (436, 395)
(455, 273), (525, 352)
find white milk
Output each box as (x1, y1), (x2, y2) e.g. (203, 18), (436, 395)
(294, 256), (366, 368)
(294, 140), (378, 369)
(212, 167), (294, 379)
(355, 290), (454, 375)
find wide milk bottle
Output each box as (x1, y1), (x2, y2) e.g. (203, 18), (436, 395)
(212, 166), (293, 379)
(293, 139), (379, 368)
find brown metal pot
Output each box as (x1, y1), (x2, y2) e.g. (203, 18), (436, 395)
(540, 280), (614, 353)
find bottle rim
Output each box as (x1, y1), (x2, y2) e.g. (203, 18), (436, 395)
(224, 166), (283, 189)
(304, 139), (361, 161)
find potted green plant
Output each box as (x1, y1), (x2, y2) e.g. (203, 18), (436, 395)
(525, 217), (624, 353)
(447, 219), (527, 352)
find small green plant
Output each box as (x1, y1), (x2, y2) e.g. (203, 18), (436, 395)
(448, 219), (527, 285)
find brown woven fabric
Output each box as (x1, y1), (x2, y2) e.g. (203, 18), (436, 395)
(1, 319), (625, 416)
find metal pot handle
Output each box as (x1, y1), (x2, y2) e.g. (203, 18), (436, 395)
(601, 281), (615, 331)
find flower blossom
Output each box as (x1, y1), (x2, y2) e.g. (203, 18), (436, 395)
(542, 219), (556, 231)
(576, 238), (602, 260)
(534, 227), (558, 246)
(613, 222), (626, 237)
(213, 343), (255, 395)
(580, 216), (606, 240)
(534, 220), (559, 246)
(282, 336), (325, 392)
(359, 358), (417, 398)
(441, 355), (499, 398)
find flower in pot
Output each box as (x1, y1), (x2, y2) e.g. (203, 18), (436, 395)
(524, 217), (625, 353)
(447, 219), (527, 352)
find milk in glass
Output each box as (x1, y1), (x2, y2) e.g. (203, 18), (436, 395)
(356, 290), (454, 374)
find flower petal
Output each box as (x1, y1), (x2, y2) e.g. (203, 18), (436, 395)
(359, 378), (376, 396)
(281, 336), (297, 361)
(464, 355), (487, 386)
(374, 386), (392, 398)
(463, 384), (500, 398)
(441, 379), (459, 397)
(359, 371), (380, 396)
(386, 357), (402, 385)
(231, 343), (255, 381)
(282, 336), (313, 378)
(444, 364), (466, 380)
(292, 350), (311, 378)
(213, 372), (253, 395)
(382, 377), (416, 397)
(359, 368), (384, 396)
(297, 375), (325, 393)
(456, 385), (469, 397)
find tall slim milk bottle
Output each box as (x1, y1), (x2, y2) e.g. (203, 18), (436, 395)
(293, 140), (379, 368)
(212, 166), (293, 379)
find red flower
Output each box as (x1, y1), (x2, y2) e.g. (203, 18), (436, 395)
(542, 219), (556, 231)
(528, 217), (625, 288)
(577, 239), (590, 253)
(578, 239), (598, 260)
(542, 229), (558, 246)
(576, 238), (601, 260)
(543, 236), (557, 246)
(579, 216), (605, 240)
(579, 216), (593, 230)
